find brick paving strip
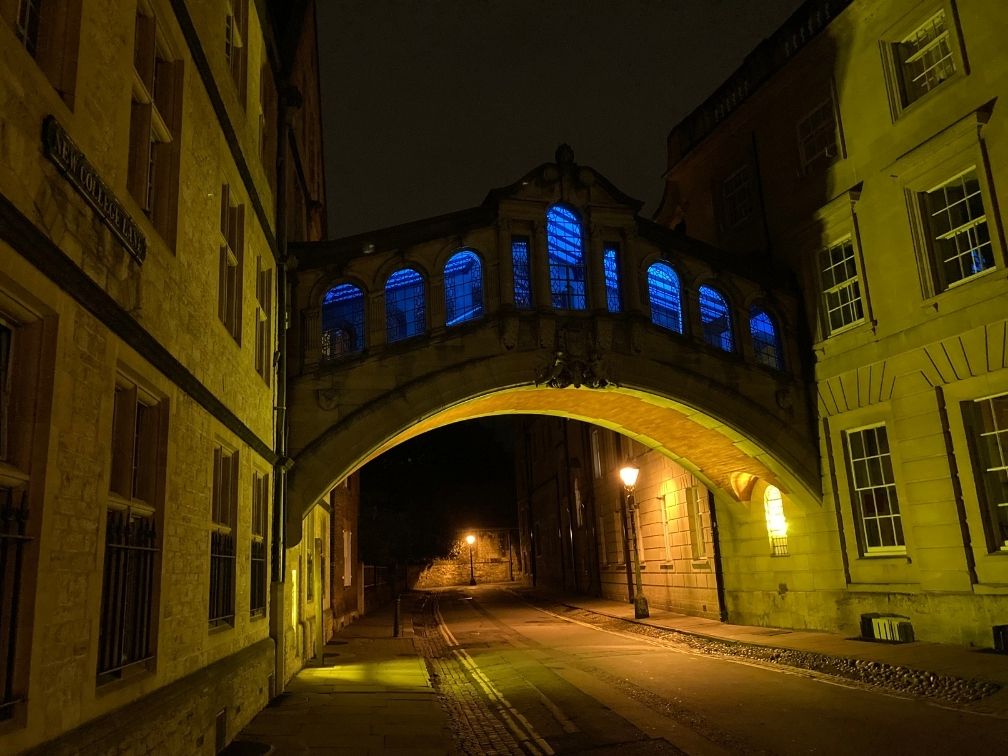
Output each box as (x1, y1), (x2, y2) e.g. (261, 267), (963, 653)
(410, 593), (538, 755)
(517, 591), (1002, 706)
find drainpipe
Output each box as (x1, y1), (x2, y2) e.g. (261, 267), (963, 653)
(562, 420), (578, 593)
(707, 490), (728, 622)
(269, 79), (302, 697)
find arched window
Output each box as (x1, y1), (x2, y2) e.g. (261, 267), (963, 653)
(603, 244), (622, 313)
(647, 262), (682, 333)
(764, 485), (789, 556)
(321, 283), (364, 358)
(385, 268), (425, 343)
(699, 285), (734, 351)
(546, 204), (586, 310)
(750, 307), (783, 370)
(444, 250), (484, 326)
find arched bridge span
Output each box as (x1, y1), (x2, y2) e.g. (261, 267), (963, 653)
(286, 149), (819, 544)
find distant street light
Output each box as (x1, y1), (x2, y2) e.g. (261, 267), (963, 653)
(619, 465), (649, 619)
(466, 533), (477, 586)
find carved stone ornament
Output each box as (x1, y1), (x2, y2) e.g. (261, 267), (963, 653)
(535, 350), (609, 389)
(317, 388), (340, 411)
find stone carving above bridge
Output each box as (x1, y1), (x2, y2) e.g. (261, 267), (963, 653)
(283, 149), (817, 544)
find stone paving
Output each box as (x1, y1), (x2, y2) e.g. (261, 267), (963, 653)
(227, 586), (1008, 754)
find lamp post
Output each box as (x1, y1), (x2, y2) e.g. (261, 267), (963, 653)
(466, 534), (476, 586)
(619, 465), (649, 619)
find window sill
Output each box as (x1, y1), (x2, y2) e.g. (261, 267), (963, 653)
(95, 658), (155, 695)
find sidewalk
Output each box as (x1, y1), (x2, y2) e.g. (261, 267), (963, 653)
(528, 587), (1008, 715)
(225, 600), (452, 755)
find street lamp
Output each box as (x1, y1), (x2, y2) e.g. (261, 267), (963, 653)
(466, 534), (476, 586)
(619, 464), (649, 619)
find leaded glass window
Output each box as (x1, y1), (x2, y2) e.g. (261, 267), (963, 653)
(699, 286), (734, 351)
(647, 262), (682, 333)
(385, 269), (425, 342)
(444, 249), (483, 326)
(512, 236), (532, 309)
(546, 205), (586, 310)
(604, 244), (622, 313)
(750, 308), (783, 370)
(321, 283), (365, 358)
(845, 425), (904, 553)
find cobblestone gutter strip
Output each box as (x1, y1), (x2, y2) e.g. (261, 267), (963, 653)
(523, 593), (1001, 705)
(410, 594), (526, 755)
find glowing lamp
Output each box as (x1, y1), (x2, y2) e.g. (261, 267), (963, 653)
(619, 465), (640, 488)
(465, 534), (476, 545)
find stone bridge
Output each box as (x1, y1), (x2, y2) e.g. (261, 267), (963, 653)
(285, 148), (819, 544)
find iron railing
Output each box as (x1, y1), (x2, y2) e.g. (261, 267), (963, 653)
(209, 530), (236, 628)
(0, 485), (29, 719)
(97, 507), (156, 682)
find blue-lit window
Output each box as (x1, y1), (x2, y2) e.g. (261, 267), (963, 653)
(546, 204), (586, 310)
(385, 268), (425, 343)
(647, 262), (682, 333)
(321, 283), (365, 358)
(444, 249), (484, 326)
(699, 285), (734, 352)
(604, 244), (622, 313)
(750, 308), (783, 370)
(512, 236), (532, 308)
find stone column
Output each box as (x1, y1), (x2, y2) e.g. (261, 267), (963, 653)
(497, 218), (515, 309)
(587, 221), (607, 312)
(532, 220), (553, 310)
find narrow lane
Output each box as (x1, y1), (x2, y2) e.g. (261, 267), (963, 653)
(424, 586), (1007, 755)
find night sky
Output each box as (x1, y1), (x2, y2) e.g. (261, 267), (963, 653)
(320, 1), (807, 562)
(318, 0), (806, 238)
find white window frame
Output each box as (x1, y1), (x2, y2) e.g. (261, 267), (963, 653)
(796, 88), (843, 174)
(720, 165), (753, 231)
(880, 3), (966, 120)
(818, 236), (866, 337)
(685, 486), (707, 560)
(964, 392), (1008, 552)
(844, 423), (906, 555)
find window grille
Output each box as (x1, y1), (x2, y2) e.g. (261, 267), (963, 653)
(250, 472), (268, 616)
(210, 447), (238, 628)
(698, 286), (734, 351)
(764, 486), (789, 556)
(385, 269), (425, 342)
(819, 239), (864, 334)
(97, 507), (157, 681)
(964, 394), (1008, 551)
(749, 308), (783, 370)
(921, 168), (993, 290)
(897, 11), (955, 106)
(661, 493), (674, 562)
(721, 166), (753, 229)
(845, 425), (905, 552)
(321, 283), (365, 358)
(647, 262), (683, 333)
(797, 96), (838, 172)
(0, 485), (30, 719)
(511, 237), (532, 308)
(546, 205), (586, 310)
(603, 244), (622, 313)
(444, 250), (484, 326)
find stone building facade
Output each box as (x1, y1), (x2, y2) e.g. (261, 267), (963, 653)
(0, 1), (356, 753)
(651, 0), (1008, 645)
